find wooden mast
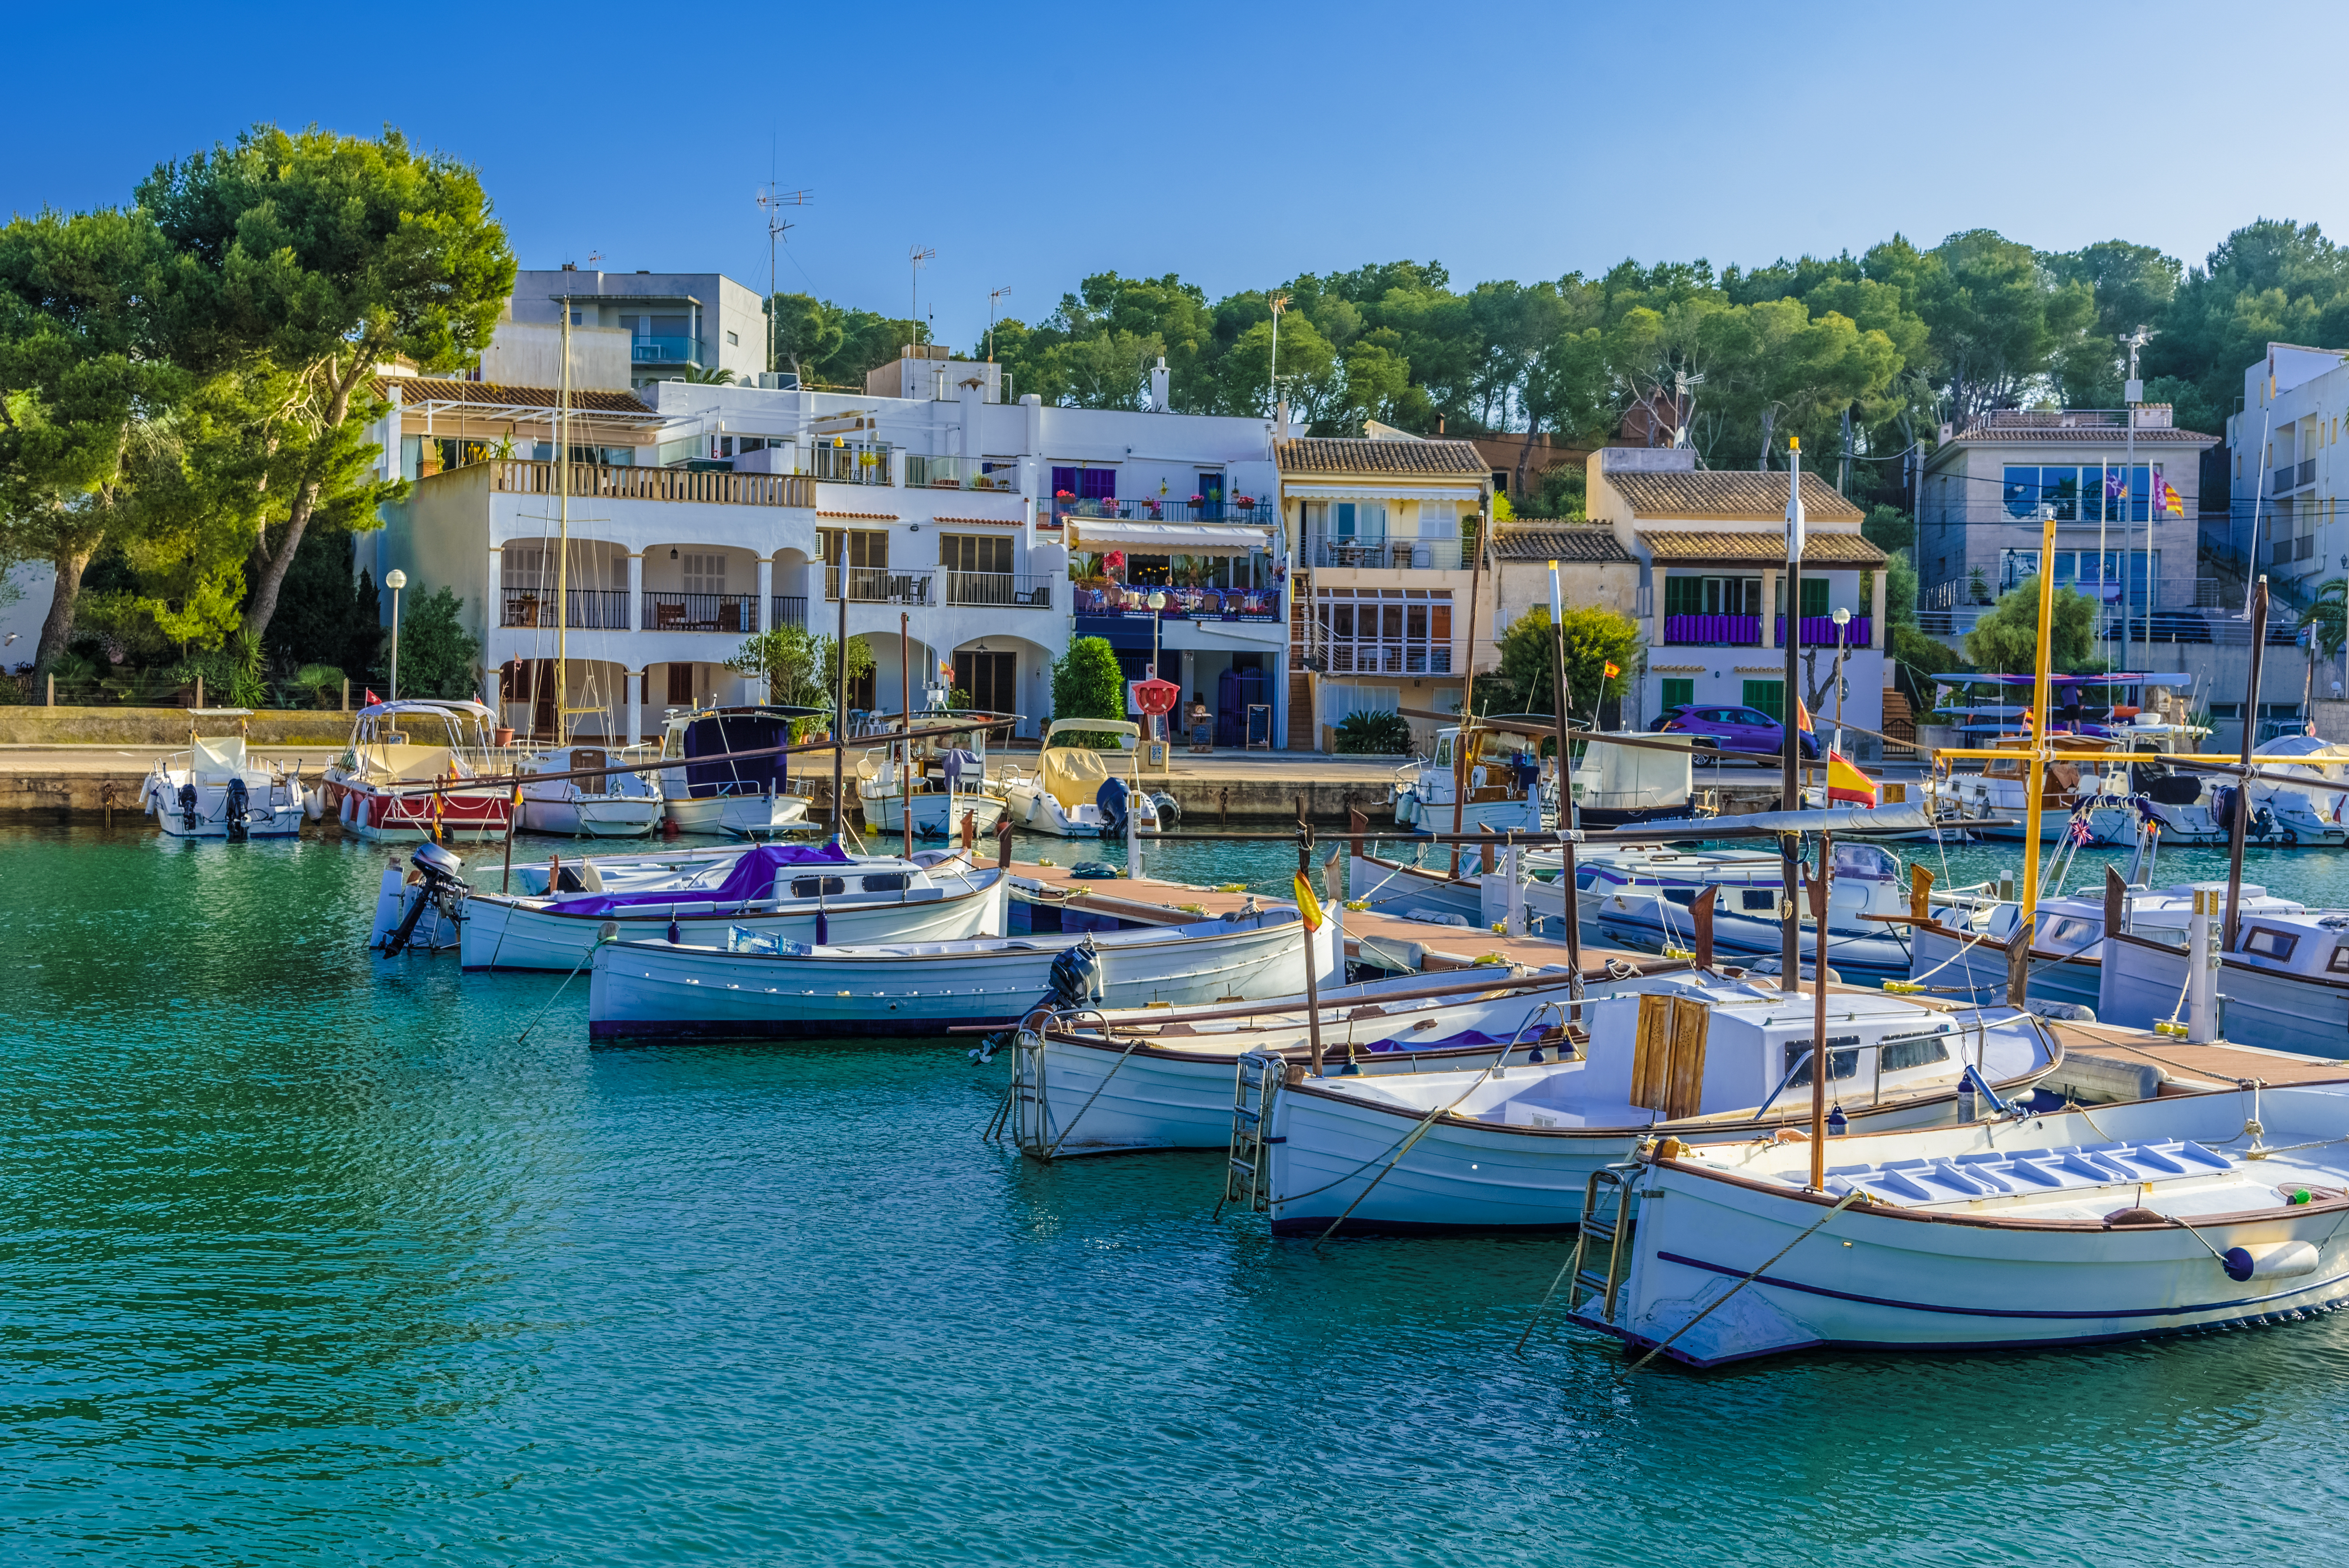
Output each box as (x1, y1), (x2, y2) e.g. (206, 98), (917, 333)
(2017, 505), (2059, 922)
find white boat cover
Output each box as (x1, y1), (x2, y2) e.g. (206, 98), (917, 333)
(192, 736), (247, 783)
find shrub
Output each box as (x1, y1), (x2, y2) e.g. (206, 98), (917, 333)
(1049, 637), (1127, 746)
(1333, 710), (1413, 754)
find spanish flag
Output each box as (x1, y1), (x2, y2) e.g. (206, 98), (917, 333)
(1292, 872), (1325, 931)
(1825, 749), (1878, 807)
(1602, 661), (1621, 680)
(1794, 695), (1815, 734)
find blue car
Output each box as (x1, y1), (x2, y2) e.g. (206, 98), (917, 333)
(1658, 703), (1820, 762)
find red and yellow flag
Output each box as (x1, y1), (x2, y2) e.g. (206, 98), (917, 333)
(1602, 661), (1621, 680)
(1794, 696), (1815, 734)
(1825, 749), (1877, 807)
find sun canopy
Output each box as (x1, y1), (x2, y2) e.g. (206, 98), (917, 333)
(1068, 519), (1272, 556)
(547, 842), (851, 915)
(191, 736), (247, 783)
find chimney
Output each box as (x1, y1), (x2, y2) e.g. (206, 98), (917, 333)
(1150, 356), (1171, 412)
(1276, 397), (1292, 441)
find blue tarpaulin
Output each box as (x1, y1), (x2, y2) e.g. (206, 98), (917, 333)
(547, 842), (852, 915)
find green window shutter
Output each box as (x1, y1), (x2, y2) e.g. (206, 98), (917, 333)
(1743, 679), (1783, 721)
(1800, 578), (1828, 617)
(1662, 678), (1694, 709)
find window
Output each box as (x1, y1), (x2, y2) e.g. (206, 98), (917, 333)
(955, 650), (1015, 711)
(1741, 889), (1777, 912)
(2243, 927), (2299, 961)
(1050, 466), (1116, 501)
(2326, 945), (2349, 975)
(2003, 466), (2039, 518)
(790, 876), (849, 898)
(1799, 578), (1828, 618)
(1664, 576), (1763, 616)
(681, 552), (726, 593)
(1785, 1035), (1861, 1085)
(861, 873), (910, 892)
(1661, 677), (1694, 709)
(726, 330), (740, 346)
(1879, 1031), (1952, 1072)
(1742, 679), (1783, 722)
(1421, 501), (1458, 537)
(941, 534), (1012, 574)
(819, 530), (889, 568)
(1315, 588), (1455, 674)
(569, 310), (582, 326)
(666, 663), (696, 704)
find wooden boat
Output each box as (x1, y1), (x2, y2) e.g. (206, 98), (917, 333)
(1569, 841), (1916, 980)
(1008, 959), (1700, 1159)
(1577, 1081), (2349, 1366)
(422, 843), (1002, 971)
(1391, 722), (1546, 835)
(519, 743), (664, 837)
(587, 897), (1333, 1040)
(656, 705), (820, 837)
(321, 699), (514, 842)
(1347, 849), (1485, 927)
(1260, 977), (2059, 1235)
(143, 711), (305, 839)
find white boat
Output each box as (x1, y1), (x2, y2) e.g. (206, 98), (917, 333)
(856, 715), (1010, 839)
(1008, 960), (1703, 1159)
(588, 897), (1332, 1040)
(656, 705), (820, 837)
(519, 744), (664, 837)
(321, 699), (516, 842)
(1261, 976), (2060, 1235)
(1577, 1080), (2349, 1366)
(2102, 901), (2349, 1059)
(1562, 730), (1700, 831)
(143, 713), (306, 839)
(1392, 722), (1547, 835)
(1940, 738), (2137, 845)
(1570, 840), (1917, 979)
(2245, 735), (2349, 846)
(1347, 849), (1486, 928)
(1000, 719), (1167, 838)
(400, 843), (1002, 970)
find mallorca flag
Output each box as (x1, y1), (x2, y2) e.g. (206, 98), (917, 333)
(2155, 467), (2185, 517)
(1292, 872), (1325, 931)
(1825, 749), (1878, 807)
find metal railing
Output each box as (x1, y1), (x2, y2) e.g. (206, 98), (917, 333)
(1661, 613), (1761, 647)
(907, 455), (1020, 492)
(808, 443), (892, 485)
(642, 592), (760, 633)
(1324, 642), (1456, 675)
(500, 588), (631, 629)
(1777, 615), (1872, 647)
(771, 594), (808, 630)
(1072, 583), (1280, 620)
(945, 571), (1052, 608)
(2276, 464), (2299, 495)
(1303, 534), (1465, 571)
(824, 567), (933, 605)
(491, 460), (810, 508)
(1051, 496), (1273, 524)
(630, 336), (698, 364)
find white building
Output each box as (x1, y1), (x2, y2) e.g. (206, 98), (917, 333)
(497, 267), (774, 388)
(370, 331), (1287, 744)
(2227, 342), (2349, 593)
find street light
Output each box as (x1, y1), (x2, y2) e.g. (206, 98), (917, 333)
(384, 568), (408, 701)
(1830, 605), (1852, 757)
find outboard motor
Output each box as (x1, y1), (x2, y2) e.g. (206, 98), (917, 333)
(2210, 785), (2241, 834)
(223, 775), (250, 841)
(379, 841), (468, 957)
(1047, 936), (1103, 1009)
(1096, 775), (1130, 840)
(176, 781), (200, 834)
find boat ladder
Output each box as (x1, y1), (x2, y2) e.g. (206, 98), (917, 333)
(1564, 1161), (1645, 1325)
(1221, 1050), (1287, 1215)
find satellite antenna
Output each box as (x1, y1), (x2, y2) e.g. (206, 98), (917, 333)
(988, 286), (1012, 362)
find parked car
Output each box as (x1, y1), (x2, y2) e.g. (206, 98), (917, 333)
(1659, 703), (1820, 761)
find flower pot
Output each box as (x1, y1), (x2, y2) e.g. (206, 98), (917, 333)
(494, 727), (515, 747)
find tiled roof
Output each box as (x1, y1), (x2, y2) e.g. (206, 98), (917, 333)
(1606, 469), (1863, 523)
(383, 376), (654, 415)
(1489, 525), (1632, 563)
(1276, 437), (1489, 476)
(1947, 413), (2215, 445)
(1639, 529), (1887, 566)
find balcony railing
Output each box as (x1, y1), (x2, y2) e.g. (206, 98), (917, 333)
(501, 588), (631, 629)
(809, 443), (892, 485)
(1662, 613), (1761, 646)
(824, 567), (933, 605)
(630, 336), (698, 364)
(907, 455), (1020, 493)
(643, 592), (759, 633)
(771, 594), (808, 630)
(1775, 615), (1872, 647)
(1051, 497), (1273, 525)
(1303, 534), (1465, 571)
(945, 571), (1052, 608)
(490, 460), (811, 508)
(1323, 642), (1456, 675)
(1072, 583), (1280, 621)
(2301, 458), (2318, 487)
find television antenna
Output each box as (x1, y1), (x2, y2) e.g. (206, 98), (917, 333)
(988, 286), (1012, 362)
(910, 245), (936, 345)
(756, 184), (812, 374)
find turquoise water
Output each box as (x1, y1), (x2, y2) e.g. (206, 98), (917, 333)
(8, 822), (2349, 1565)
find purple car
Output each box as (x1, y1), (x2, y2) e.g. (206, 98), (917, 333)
(1657, 703), (1820, 762)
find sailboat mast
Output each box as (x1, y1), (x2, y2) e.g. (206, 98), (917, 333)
(2017, 505), (2059, 918)
(556, 301), (571, 744)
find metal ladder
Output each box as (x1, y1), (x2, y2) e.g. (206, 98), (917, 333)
(1564, 1161), (1644, 1325)
(1223, 1051), (1286, 1214)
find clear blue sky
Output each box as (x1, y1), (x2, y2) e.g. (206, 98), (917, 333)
(8, 0), (2339, 351)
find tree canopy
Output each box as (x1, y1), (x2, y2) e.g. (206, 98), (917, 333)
(1963, 577), (2099, 673)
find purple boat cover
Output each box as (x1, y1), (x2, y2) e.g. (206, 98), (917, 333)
(548, 841), (852, 915)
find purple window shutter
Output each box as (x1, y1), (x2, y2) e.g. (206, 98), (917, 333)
(1081, 469), (1117, 500)
(1051, 467), (1080, 497)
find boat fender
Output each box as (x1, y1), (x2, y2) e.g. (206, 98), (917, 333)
(2025, 999), (2096, 1022)
(1069, 860), (1122, 880)
(1826, 1105), (1848, 1136)
(2104, 1206), (2168, 1226)
(668, 918), (683, 945)
(2223, 1240), (2321, 1282)
(1151, 791), (1181, 827)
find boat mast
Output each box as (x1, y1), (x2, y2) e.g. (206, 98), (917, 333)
(2017, 505), (2058, 919)
(1781, 439), (1804, 996)
(556, 302), (571, 746)
(2225, 577), (2271, 952)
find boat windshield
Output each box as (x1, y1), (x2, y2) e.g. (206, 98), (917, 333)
(1830, 841), (1899, 881)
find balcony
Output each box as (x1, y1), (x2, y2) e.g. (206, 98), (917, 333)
(1775, 615), (1872, 647)
(1071, 583), (1279, 621)
(1322, 641), (1456, 676)
(489, 460), (811, 508)
(642, 592), (759, 633)
(809, 443), (892, 485)
(630, 336), (698, 365)
(824, 566), (934, 605)
(1050, 496), (1273, 526)
(1303, 533), (1465, 571)
(945, 571), (1053, 609)
(501, 589), (631, 629)
(1661, 613), (1761, 647)
(771, 594), (808, 631)
(907, 455), (1020, 493)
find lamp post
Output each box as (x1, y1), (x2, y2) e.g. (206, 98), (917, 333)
(1831, 605), (1852, 757)
(385, 568), (408, 700)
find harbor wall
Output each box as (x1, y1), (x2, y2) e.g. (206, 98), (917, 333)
(0, 708), (354, 746)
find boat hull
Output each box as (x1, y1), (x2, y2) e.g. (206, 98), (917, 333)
(520, 795), (664, 837)
(1907, 921), (2105, 1014)
(330, 780), (512, 842)
(862, 790), (1009, 839)
(2101, 931), (2349, 1059)
(664, 792), (812, 837)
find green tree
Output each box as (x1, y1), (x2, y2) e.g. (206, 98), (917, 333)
(391, 584), (480, 698)
(1963, 576), (2098, 672)
(724, 623), (871, 712)
(1050, 635), (1126, 745)
(2147, 220), (2349, 433)
(139, 123), (517, 645)
(769, 292), (844, 384)
(2301, 578), (2347, 660)
(1486, 605), (1641, 721)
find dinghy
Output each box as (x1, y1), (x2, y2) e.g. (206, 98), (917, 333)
(321, 700), (514, 842)
(1575, 1079), (2349, 1366)
(427, 842), (1002, 970)
(588, 897), (1332, 1040)
(144, 712), (306, 839)
(1258, 976), (2060, 1235)
(856, 716), (1011, 839)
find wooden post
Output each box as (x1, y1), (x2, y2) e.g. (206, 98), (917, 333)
(2225, 577), (2269, 953)
(2005, 910), (2032, 1008)
(195, 675), (204, 710)
(1780, 832), (1801, 997)
(900, 612), (914, 862)
(1810, 832), (1831, 1190)
(1692, 885), (1717, 970)
(2018, 505), (2059, 918)
(1909, 863), (1933, 921)
(832, 559), (850, 843)
(1562, 833), (1583, 1008)
(1298, 794), (1324, 1077)
(995, 813), (1012, 869)
(342, 677), (350, 713)
(1451, 505), (1489, 876)
(501, 781), (520, 892)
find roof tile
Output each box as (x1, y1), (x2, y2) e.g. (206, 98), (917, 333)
(1607, 469), (1863, 523)
(1276, 437), (1488, 476)
(1639, 529), (1887, 565)
(1489, 525), (1633, 563)
(383, 376), (654, 415)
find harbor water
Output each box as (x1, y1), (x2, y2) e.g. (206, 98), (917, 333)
(8, 821), (2349, 1564)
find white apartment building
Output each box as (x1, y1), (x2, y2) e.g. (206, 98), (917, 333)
(369, 332), (1286, 745)
(499, 267), (774, 388)
(2228, 342), (2349, 593)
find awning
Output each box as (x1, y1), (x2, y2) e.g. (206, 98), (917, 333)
(1284, 482), (1483, 501)
(1068, 519), (1271, 555)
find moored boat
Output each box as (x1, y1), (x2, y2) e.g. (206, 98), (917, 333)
(321, 699), (515, 842)
(1000, 719), (1167, 838)
(144, 711), (306, 839)
(519, 744), (665, 837)
(656, 705), (821, 837)
(856, 715), (1010, 839)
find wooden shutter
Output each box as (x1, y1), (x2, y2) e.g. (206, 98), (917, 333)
(1631, 993), (1674, 1111)
(1664, 996), (1709, 1121)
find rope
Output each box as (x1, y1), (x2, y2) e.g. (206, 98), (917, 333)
(514, 924), (614, 1043)
(1040, 1031), (1150, 1159)
(1626, 1188), (1866, 1372)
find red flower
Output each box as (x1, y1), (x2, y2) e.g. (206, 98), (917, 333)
(1056, 489), (1075, 500)
(1234, 495), (1256, 507)
(1189, 494), (1205, 504)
